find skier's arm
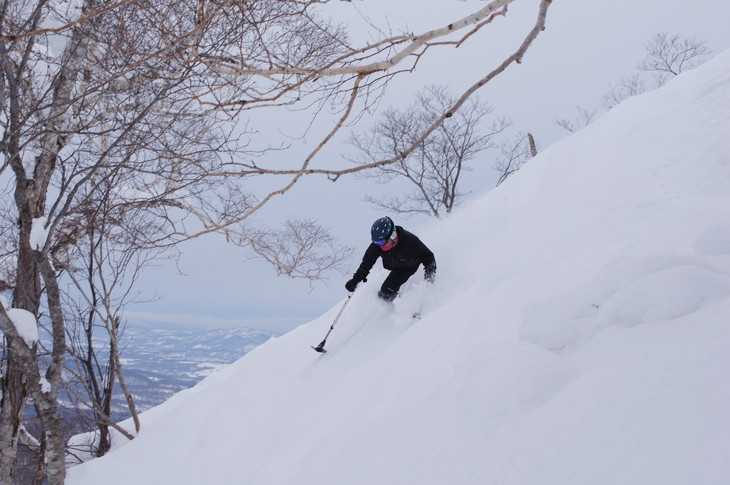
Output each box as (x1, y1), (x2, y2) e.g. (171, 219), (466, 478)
(345, 245), (380, 291)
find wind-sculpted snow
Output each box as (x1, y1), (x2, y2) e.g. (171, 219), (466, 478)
(693, 224), (730, 256)
(520, 254), (730, 353)
(68, 50), (730, 485)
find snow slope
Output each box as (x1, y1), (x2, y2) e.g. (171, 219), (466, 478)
(68, 50), (730, 485)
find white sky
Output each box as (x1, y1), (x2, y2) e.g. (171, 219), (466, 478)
(128, 0), (730, 333)
(68, 47), (730, 484)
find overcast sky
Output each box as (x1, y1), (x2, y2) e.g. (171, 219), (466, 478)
(126, 0), (730, 334)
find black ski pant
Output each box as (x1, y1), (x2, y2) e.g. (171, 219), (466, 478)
(378, 266), (418, 302)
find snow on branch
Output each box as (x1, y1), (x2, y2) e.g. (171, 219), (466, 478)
(1, 308), (39, 348)
(30, 217), (48, 251)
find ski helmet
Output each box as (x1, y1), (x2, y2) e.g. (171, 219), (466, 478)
(371, 216), (394, 242)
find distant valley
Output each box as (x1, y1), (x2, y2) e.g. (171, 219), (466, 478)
(109, 325), (279, 418)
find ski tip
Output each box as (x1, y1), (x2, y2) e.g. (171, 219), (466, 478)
(311, 345), (327, 353)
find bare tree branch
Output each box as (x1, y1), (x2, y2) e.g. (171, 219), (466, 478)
(350, 85), (510, 217)
(234, 0), (553, 180)
(638, 32), (712, 85)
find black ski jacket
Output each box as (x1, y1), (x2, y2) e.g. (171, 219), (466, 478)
(352, 226), (436, 282)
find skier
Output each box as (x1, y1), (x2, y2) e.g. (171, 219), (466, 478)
(345, 216), (436, 302)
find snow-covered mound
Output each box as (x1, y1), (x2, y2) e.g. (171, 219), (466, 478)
(68, 50), (730, 485)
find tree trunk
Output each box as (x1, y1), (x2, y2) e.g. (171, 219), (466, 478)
(35, 254), (68, 485)
(30, 385), (65, 485)
(0, 337), (30, 484)
(0, 182), (42, 484)
(527, 132), (538, 157)
(110, 317), (140, 433)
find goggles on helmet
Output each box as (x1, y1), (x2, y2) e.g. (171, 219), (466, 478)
(373, 229), (397, 246)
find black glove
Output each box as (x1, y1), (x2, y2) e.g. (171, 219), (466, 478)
(424, 263), (436, 283)
(345, 279), (357, 292)
(345, 277), (362, 292)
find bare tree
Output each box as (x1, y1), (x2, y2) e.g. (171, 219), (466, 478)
(555, 104), (600, 135)
(495, 132), (538, 186)
(0, 1), (227, 477)
(557, 75), (646, 133)
(601, 74), (648, 110)
(61, 178), (170, 458)
(239, 219), (352, 282)
(557, 32), (712, 134)
(0, 0), (555, 481)
(350, 85), (510, 217)
(638, 32), (713, 87)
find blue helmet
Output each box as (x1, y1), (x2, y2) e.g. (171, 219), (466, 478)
(371, 216), (395, 242)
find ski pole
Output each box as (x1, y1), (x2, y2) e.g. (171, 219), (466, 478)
(311, 292), (353, 353)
